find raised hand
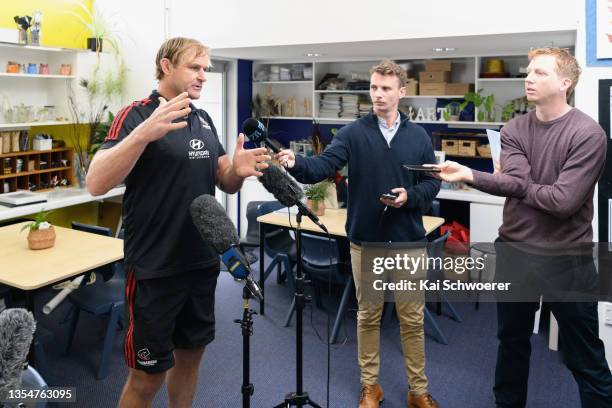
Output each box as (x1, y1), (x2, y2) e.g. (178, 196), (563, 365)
(134, 92), (192, 144)
(232, 133), (271, 178)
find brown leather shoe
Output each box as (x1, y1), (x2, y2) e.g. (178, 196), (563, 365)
(408, 392), (439, 408)
(358, 384), (384, 408)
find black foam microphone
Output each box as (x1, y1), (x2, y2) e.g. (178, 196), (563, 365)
(258, 164), (328, 233)
(190, 195), (263, 301)
(0, 308), (36, 400)
(242, 118), (281, 153)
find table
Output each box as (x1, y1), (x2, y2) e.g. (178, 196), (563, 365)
(0, 222), (123, 291)
(0, 222), (123, 366)
(256, 208), (445, 314)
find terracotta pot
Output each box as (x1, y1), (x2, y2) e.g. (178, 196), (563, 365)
(27, 226), (56, 250)
(307, 199), (325, 216)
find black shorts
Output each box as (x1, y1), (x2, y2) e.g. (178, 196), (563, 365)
(123, 265), (220, 373)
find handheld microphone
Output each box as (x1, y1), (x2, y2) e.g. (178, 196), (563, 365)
(258, 164), (328, 234)
(242, 118), (282, 153)
(190, 194), (263, 301)
(0, 308), (36, 400)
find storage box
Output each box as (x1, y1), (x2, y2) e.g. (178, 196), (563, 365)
(477, 144), (492, 158)
(441, 139), (459, 155)
(458, 140), (477, 156)
(419, 83), (448, 95)
(33, 139), (52, 151)
(425, 59), (452, 72)
(419, 71), (450, 83)
(405, 81), (418, 96)
(446, 83), (474, 95)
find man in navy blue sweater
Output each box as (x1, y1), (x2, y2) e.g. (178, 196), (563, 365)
(278, 60), (441, 408)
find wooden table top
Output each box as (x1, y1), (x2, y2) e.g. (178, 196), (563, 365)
(0, 222), (124, 290)
(257, 208), (444, 237)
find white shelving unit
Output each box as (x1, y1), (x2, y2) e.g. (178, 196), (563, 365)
(0, 42), (84, 128)
(252, 54), (530, 129)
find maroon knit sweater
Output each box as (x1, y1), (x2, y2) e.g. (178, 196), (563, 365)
(471, 108), (606, 243)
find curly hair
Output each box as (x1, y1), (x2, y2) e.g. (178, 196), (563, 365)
(370, 59), (407, 88)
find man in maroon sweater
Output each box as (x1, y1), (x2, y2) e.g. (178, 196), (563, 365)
(435, 48), (612, 407)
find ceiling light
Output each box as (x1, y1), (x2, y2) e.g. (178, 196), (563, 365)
(432, 47), (456, 52)
(306, 53), (323, 57)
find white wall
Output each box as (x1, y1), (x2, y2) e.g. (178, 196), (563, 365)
(168, 0), (578, 49)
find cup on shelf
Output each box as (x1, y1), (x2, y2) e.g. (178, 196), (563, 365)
(39, 63), (50, 75)
(27, 63), (37, 75)
(6, 61), (19, 74)
(59, 64), (72, 76)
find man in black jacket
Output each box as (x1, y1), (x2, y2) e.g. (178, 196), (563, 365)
(277, 60), (441, 408)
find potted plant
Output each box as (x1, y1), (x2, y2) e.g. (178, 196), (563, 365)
(21, 210), (55, 250)
(65, 0), (120, 53)
(304, 180), (333, 216)
(460, 90), (495, 122)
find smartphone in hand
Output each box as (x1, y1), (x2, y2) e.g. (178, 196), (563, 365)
(380, 193), (398, 200)
(403, 164), (441, 172)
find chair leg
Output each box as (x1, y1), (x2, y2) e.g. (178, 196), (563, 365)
(33, 341), (48, 380)
(97, 304), (122, 380)
(437, 290), (462, 322)
(65, 308), (81, 353)
(264, 257), (280, 282)
(424, 308), (448, 345)
(330, 278), (353, 344)
(284, 297), (296, 327)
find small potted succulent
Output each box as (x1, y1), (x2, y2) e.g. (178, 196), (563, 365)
(21, 210), (55, 250)
(304, 180), (333, 216)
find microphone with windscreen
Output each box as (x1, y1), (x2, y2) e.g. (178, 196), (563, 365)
(241, 118), (282, 153)
(0, 308), (36, 401)
(258, 164), (328, 233)
(190, 194), (263, 301)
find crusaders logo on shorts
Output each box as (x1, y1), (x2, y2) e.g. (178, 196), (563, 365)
(136, 348), (158, 366)
(137, 348), (151, 361)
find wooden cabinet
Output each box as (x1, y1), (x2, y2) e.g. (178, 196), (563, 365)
(0, 148), (73, 193)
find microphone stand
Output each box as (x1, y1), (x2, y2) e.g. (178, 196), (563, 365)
(234, 286), (256, 408)
(274, 210), (323, 408)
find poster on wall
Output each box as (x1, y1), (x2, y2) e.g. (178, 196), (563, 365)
(596, 0), (612, 59)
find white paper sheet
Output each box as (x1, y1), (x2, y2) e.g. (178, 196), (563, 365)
(486, 129), (501, 162)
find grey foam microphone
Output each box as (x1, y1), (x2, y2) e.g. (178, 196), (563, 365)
(190, 195), (263, 301)
(0, 308), (36, 400)
(258, 164), (328, 233)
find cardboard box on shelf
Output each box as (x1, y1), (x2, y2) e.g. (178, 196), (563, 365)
(425, 59), (452, 72)
(419, 71), (451, 83)
(419, 83), (448, 95)
(441, 139), (459, 155)
(446, 83), (474, 95)
(405, 80), (418, 96)
(458, 140), (477, 156)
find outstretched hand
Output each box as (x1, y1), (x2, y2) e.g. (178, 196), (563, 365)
(232, 133), (271, 178)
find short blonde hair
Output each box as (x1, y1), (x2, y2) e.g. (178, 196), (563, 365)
(528, 47), (581, 97)
(370, 59), (407, 88)
(155, 37), (209, 80)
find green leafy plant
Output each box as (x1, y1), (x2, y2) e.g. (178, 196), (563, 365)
(460, 89), (495, 122)
(304, 180), (333, 202)
(20, 210), (52, 232)
(501, 101), (515, 122)
(89, 110), (115, 156)
(65, 0), (121, 54)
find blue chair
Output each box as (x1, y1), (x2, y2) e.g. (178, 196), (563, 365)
(239, 201), (266, 264)
(284, 233), (354, 344)
(64, 222), (125, 379)
(383, 231), (461, 345)
(257, 201), (297, 289)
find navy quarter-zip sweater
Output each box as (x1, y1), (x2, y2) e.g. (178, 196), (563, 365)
(289, 111), (441, 244)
